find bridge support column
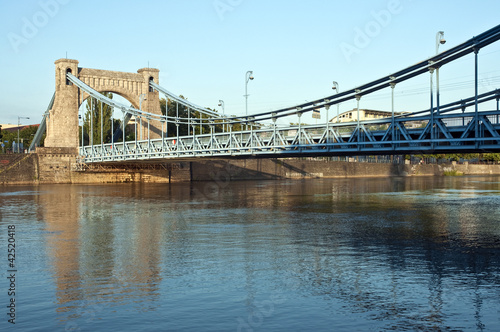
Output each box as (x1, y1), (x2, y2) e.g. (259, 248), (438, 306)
(474, 48), (479, 142)
(45, 59), (80, 149)
(429, 66), (435, 143)
(325, 105), (330, 143)
(390, 81), (396, 149)
(355, 92), (361, 149)
(496, 95), (499, 124)
(297, 112), (302, 145)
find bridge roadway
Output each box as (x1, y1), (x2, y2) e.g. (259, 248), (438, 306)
(80, 104), (500, 163)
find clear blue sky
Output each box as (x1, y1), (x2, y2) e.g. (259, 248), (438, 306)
(1, 0), (499, 126)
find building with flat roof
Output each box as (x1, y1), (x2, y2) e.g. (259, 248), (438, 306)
(329, 109), (406, 123)
(0, 124), (38, 132)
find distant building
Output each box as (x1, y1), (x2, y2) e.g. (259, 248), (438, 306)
(329, 109), (406, 123)
(0, 124), (38, 132)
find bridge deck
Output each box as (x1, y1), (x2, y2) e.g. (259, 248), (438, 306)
(80, 108), (500, 163)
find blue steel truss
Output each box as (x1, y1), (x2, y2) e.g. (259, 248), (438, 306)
(79, 100), (500, 162)
(59, 24), (500, 162)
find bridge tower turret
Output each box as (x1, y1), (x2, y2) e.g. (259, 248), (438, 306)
(45, 59), (164, 150)
(45, 59), (80, 149)
(137, 67), (162, 140)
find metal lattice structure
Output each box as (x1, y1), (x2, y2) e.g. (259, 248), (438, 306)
(38, 24), (500, 162)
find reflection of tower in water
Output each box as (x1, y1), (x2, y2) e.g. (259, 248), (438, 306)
(38, 185), (82, 312)
(110, 185), (164, 301)
(39, 184), (164, 315)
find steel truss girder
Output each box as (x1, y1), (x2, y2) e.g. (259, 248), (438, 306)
(80, 106), (500, 162)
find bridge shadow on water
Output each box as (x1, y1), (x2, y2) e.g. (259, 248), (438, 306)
(191, 158), (411, 182)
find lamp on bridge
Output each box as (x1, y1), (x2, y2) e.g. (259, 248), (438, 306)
(435, 31), (446, 115)
(245, 70), (254, 130)
(17, 116), (30, 153)
(218, 100), (225, 132)
(332, 81), (340, 123)
(436, 31), (446, 53)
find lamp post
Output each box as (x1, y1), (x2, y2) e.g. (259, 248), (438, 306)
(218, 100), (225, 132)
(435, 31), (446, 55)
(332, 81), (340, 123)
(245, 70), (254, 130)
(435, 31), (446, 115)
(17, 116), (29, 153)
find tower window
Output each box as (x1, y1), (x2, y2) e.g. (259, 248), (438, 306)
(149, 76), (154, 92)
(66, 68), (73, 86)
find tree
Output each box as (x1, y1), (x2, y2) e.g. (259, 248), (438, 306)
(159, 96), (257, 137)
(160, 97), (233, 136)
(160, 96), (189, 137)
(82, 92), (113, 145)
(20, 125), (43, 149)
(0, 125), (43, 153)
(482, 153), (500, 162)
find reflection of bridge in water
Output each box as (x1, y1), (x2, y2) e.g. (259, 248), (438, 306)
(31, 25), (500, 164)
(36, 179), (500, 329)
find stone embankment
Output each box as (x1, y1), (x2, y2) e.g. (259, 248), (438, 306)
(1, 150), (500, 185)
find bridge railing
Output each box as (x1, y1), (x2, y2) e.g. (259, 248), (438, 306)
(79, 105), (500, 162)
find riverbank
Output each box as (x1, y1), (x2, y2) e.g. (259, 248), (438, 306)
(2, 150), (500, 185)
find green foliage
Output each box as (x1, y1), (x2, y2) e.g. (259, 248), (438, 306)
(21, 125), (43, 148)
(1, 131), (14, 152)
(79, 118), (130, 145)
(161, 97), (191, 136)
(413, 153), (500, 163)
(82, 92), (113, 145)
(443, 169), (464, 176)
(123, 120), (136, 142)
(482, 153), (500, 161)
(160, 97), (245, 136)
(0, 125), (43, 153)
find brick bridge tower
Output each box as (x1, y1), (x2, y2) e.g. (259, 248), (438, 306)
(44, 59), (162, 149)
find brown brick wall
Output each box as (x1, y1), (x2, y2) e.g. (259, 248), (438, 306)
(2, 154), (500, 185)
(0, 154), (38, 184)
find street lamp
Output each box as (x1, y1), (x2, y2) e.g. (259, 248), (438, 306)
(436, 31), (446, 54)
(332, 81), (340, 123)
(17, 116), (29, 153)
(245, 70), (254, 130)
(218, 100), (225, 132)
(435, 31), (446, 115)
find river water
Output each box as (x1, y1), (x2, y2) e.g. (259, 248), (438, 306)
(1, 176), (500, 331)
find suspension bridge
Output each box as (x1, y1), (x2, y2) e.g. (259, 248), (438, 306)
(31, 24), (500, 164)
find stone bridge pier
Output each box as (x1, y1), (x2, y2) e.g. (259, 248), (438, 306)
(44, 58), (162, 149)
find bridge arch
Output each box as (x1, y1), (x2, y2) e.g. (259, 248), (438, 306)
(45, 58), (161, 148)
(79, 88), (140, 110)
